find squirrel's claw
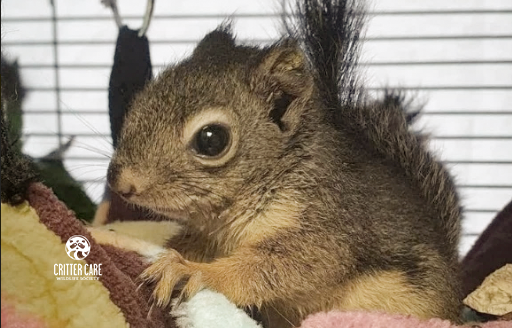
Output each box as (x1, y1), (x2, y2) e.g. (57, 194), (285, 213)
(140, 248), (205, 308)
(176, 271), (205, 306)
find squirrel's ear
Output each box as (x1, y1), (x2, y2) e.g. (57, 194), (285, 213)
(192, 24), (235, 59)
(256, 39), (312, 98)
(253, 39), (313, 132)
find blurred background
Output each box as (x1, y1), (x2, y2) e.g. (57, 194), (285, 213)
(1, 0), (511, 255)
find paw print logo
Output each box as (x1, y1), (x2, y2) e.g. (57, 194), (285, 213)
(65, 235), (91, 260)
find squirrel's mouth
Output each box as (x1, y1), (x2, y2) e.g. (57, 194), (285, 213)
(112, 191), (191, 221)
(111, 184), (219, 222)
(150, 206), (190, 221)
(148, 199), (219, 223)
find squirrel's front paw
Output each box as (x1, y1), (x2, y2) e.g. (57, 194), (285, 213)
(140, 249), (205, 308)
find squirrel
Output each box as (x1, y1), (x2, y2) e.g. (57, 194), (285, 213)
(107, 0), (462, 326)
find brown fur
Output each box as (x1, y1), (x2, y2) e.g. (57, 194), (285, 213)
(92, 201), (110, 225)
(338, 271), (440, 317)
(109, 1), (462, 326)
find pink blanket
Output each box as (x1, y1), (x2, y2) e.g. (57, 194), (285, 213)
(300, 311), (510, 328)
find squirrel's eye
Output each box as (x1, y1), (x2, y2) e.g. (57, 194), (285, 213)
(192, 124), (231, 157)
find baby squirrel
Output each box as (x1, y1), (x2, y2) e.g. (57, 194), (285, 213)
(107, 0), (462, 325)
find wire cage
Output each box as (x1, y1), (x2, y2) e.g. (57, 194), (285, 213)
(1, 0), (511, 255)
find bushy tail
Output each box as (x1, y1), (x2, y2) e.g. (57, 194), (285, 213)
(284, 0), (365, 124)
(286, 0), (461, 259)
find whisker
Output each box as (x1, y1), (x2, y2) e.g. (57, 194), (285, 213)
(57, 101), (113, 149)
(65, 163), (108, 168)
(180, 189), (209, 220)
(165, 190), (193, 219)
(270, 305), (294, 327)
(181, 182), (222, 200)
(64, 168), (107, 177)
(81, 181), (106, 203)
(65, 171), (105, 181)
(71, 142), (112, 159)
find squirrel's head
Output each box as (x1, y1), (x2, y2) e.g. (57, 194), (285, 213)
(108, 25), (316, 221)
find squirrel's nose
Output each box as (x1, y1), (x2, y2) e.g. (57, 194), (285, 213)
(117, 182), (137, 199)
(107, 163), (141, 199)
